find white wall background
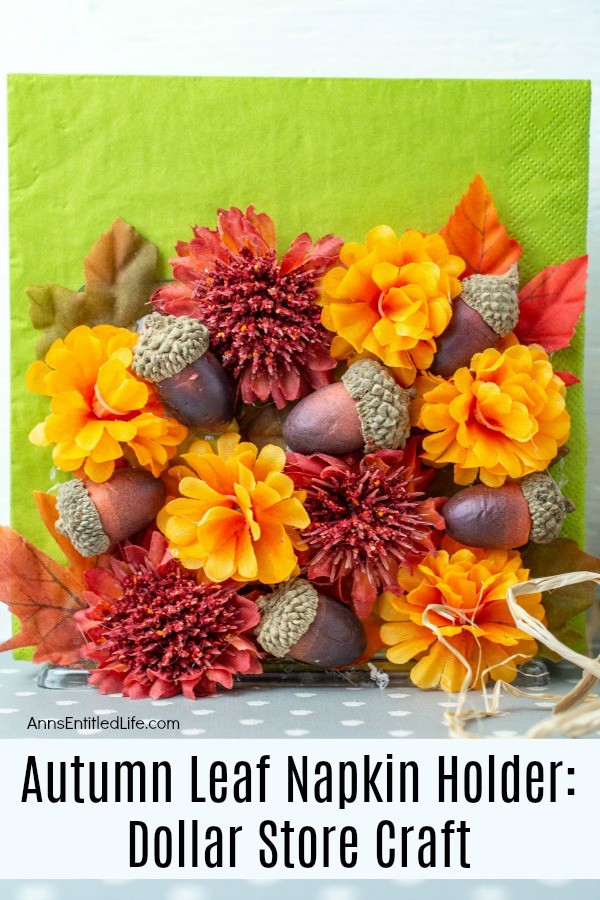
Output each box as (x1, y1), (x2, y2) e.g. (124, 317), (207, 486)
(0, 0), (598, 554)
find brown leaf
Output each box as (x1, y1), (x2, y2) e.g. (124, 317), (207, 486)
(28, 219), (158, 358)
(521, 538), (600, 632)
(83, 217), (158, 327)
(424, 465), (464, 501)
(237, 403), (289, 450)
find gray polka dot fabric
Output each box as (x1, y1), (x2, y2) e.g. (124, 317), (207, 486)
(0, 655), (597, 739)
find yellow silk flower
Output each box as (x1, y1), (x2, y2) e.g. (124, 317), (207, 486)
(158, 433), (310, 584)
(319, 227), (465, 386)
(379, 537), (544, 692)
(27, 324), (187, 483)
(413, 336), (570, 487)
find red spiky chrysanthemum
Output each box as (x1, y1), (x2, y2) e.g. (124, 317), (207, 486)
(76, 533), (262, 699)
(285, 439), (446, 619)
(151, 206), (343, 409)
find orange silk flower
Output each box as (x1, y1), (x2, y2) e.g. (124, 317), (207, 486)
(413, 337), (570, 487)
(379, 537), (544, 692)
(27, 325), (187, 483)
(319, 227), (465, 386)
(158, 433), (310, 584)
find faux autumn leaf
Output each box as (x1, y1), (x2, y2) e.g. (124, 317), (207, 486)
(514, 255), (588, 353)
(237, 403), (288, 450)
(34, 490), (99, 581)
(28, 218), (158, 358)
(0, 493), (91, 665)
(440, 174), (522, 277)
(83, 217), (158, 325)
(28, 284), (90, 349)
(521, 538), (600, 654)
(538, 624), (584, 664)
(351, 611), (385, 666)
(555, 370), (580, 387)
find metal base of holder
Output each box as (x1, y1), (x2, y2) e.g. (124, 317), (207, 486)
(513, 659), (550, 688)
(37, 665), (91, 690)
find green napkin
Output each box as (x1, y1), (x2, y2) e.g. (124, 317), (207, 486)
(8, 76), (590, 656)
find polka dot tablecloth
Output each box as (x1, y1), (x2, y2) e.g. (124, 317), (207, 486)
(0, 654), (598, 739)
(0, 881), (597, 900)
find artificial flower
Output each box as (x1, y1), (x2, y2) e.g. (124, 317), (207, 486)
(76, 532), (262, 699)
(158, 433), (310, 583)
(285, 438), (445, 618)
(27, 324), (187, 482)
(151, 206), (343, 408)
(379, 536), (544, 692)
(319, 227), (465, 386)
(413, 336), (571, 487)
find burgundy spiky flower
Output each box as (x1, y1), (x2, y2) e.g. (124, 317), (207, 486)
(76, 533), (262, 699)
(151, 206), (343, 409)
(285, 439), (446, 619)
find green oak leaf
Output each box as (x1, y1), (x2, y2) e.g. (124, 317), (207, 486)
(27, 283), (92, 358)
(521, 538), (600, 633)
(537, 625), (585, 662)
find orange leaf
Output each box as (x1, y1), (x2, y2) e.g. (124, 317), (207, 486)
(514, 255), (588, 353)
(440, 174), (522, 277)
(33, 491), (98, 579)
(350, 610), (385, 666)
(0, 494), (92, 665)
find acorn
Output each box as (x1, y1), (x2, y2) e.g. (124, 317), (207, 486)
(442, 471), (575, 550)
(255, 579), (367, 668)
(55, 468), (167, 557)
(431, 266), (519, 377)
(283, 358), (412, 456)
(132, 312), (234, 430)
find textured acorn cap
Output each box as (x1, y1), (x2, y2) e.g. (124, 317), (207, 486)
(460, 265), (519, 338)
(520, 471), (575, 543)
(55, 479), (111, 557)
(255, 579), (319, 658)
(132, 313), (210, 383)
(341, 359), (411, 451)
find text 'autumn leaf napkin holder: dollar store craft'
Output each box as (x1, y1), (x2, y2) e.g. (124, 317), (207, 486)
(1, 175), (599, 726)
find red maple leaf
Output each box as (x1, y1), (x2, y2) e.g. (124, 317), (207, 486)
(0, 492), (96, 665)
(440, 174), (522, 277)
(514, 255), (588, 353)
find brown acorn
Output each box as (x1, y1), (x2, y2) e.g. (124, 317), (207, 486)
(431, 266), (519, 377)
(255, 579), (366, 668)
(442, 471), (575, 550)
(55, 469), (167, 557)
(132, 313), (234, 430)
(283, 358), (412, 456)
